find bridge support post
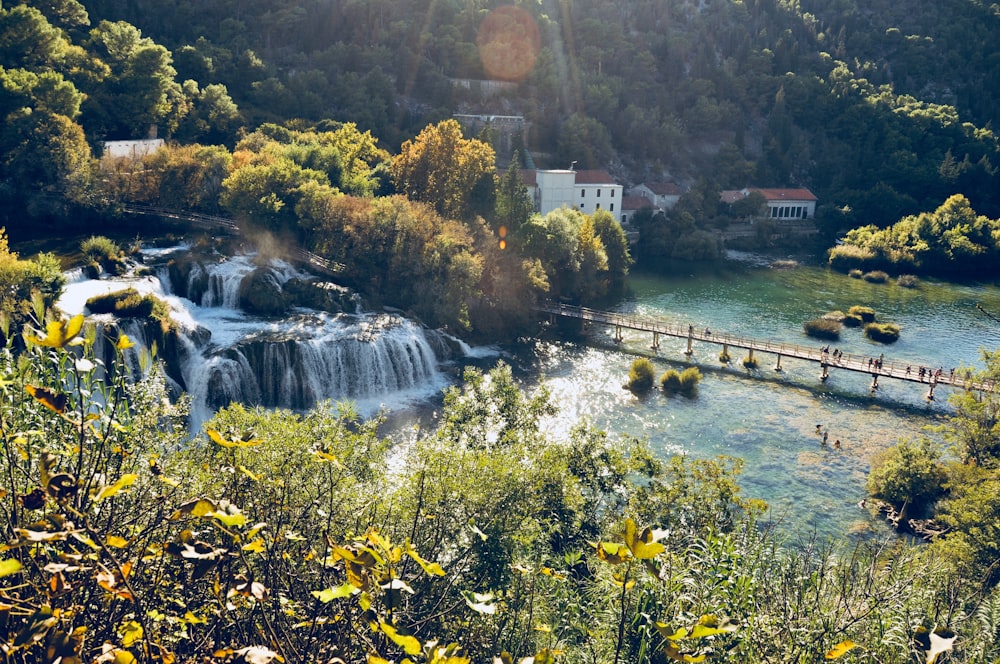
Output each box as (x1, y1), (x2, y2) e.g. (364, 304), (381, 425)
(774, 354), (782, 372)
(927, 382), (936, 400)
(651, 332), (660, 350)
(871, 374), (879, 391)
(685, 328), (693, 356)
(820, 362), (829, 381)
(614, 325), (623, 343)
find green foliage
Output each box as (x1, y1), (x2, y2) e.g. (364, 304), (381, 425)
(864, 322), (901, 343)
(0, 230), (65, 343)
(661, 366), (701, 395)
(867, 438), (947, 509)
(848, 305), (877, 322)
(627, 357), (656, 393)
(804, 318), (841, 340)
(742, 355), (759, 369)
(834, 196), (1000, 277)
(80, 234), (124, 272)
(85, 287), (169, 322)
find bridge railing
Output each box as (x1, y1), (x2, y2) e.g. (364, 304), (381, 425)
(540, 302), (992, 391)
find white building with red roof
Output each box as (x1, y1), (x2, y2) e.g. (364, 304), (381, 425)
(630, 182), (684, 210)
(521, 168), (624, 222)
(720, 187), (817, 220)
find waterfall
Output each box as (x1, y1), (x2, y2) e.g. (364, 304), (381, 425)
(58, 249), (467, 431)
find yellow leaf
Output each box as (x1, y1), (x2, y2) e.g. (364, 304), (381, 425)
(206, 428), (261, 448)
(367, 656), (391, 664)
(25, 384), (67, 414)
(404, 538), (445, 576)
(825, 639), (857, 659)
(682, 655), (706, 663)
(238, 465), (261, 481)
(593, 540), (630, 564)
(311, 449), (342, 465)
(118, 620), (143, 647)
(0, 558), (22, 578)
(689, 615), (738, 639)
(113, 650), (137, 664)
(311, 584), (358, 602)
(540, 566), (566, 579)
(183, 611), (207, 625)
(624, 518), (666, 559)
(26, 314), (84, 348)
(170, 498), (217, 520)
(242, 539), (266, 553)
(94, 474), (138, 501)
(209, 506), (246, 528)
(105, 535), (129, 548)
(379, 620), (421, 655)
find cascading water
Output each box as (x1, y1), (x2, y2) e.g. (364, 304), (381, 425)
(58, 246), (462, 430)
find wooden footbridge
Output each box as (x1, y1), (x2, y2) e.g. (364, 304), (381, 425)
(539, 302), (992, 399)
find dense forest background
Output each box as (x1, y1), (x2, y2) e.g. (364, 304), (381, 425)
(3, 0), (1000, 235)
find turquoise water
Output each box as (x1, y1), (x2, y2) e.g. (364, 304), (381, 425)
(503, 258), (1000, 539)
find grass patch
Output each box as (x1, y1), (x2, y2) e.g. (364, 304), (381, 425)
(848, 268), (863, 279)
(848, 305), (877, 322)
(661, 367), (702, 396)
(86, 288), (170, 322)
(864, 322), (901, 343)
(862, 270), (890, 283)
(627, 358), (656, 393)
(897, 274), (919, 288)
(81, 236), (127, 275)
(804, 318), (841, 340)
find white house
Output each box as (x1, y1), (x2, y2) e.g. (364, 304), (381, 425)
(630, 182), (683, 210)
(521, 168), (624, 223)
(720, 187), (817, 220)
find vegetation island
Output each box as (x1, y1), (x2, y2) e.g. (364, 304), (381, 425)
(2, 0), (1000, 662)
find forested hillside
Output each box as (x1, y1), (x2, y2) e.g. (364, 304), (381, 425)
(3, 0), (999, 236)
(73, 0), (1000, 227)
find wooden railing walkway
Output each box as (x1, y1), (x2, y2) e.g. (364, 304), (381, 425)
(539, 302), (992, 398)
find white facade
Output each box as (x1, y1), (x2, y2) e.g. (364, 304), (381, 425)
(630, 183), (682, 210)
(527, 169), (624, 223)
(102, 138), (165, 161)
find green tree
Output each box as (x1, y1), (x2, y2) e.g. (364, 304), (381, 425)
(867, 438), (947, 510)
(494, 149), (533, 235)
(592, 208), (632, 291)
(390, 118), (497, 221)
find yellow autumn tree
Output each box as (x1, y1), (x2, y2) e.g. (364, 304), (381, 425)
(390, 119), (496, 222)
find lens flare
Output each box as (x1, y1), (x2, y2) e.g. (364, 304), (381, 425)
(477, 6), (541, 82)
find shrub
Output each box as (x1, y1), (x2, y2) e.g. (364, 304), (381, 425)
(719, 349), (731, 363)
(897, 274), (919, 288)
(867, 438), (946, 510)
(660, 368), (681, 392)
(822, 310), (845, 322)
(81, 235), (126, 275)
(862, 270), (890, 283)
(679, 367), (702, 393)
(828, 243), (877, 272)
(842, 313), (863, 327)
(803, 318), (841, 340)
(86, 288), (168, 320)
(848, 305), (877, 322)
(742, 355), (759, 369)
(627, 357), (656, 393)
(865, 322), (901, 343)
(848, 268), (863, 279)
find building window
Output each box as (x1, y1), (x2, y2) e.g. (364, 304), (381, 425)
(597, 189), (602, 197)
(581, 189), (586, 197)
(596, 203), (601, 209)
(611, 189), (616, 197)
(610, 203), (614, 211)
(771, 207), (778, 218)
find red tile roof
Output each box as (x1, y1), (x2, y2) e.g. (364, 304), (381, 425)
(645, 182), (683, 195)
(720, 187), (816, 203)
(623, 196), (655, 210)
(573, 169), (617, 185)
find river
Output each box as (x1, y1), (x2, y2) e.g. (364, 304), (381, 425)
(57, 247), (1000, 540)
(496, 254), (1000, 539)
